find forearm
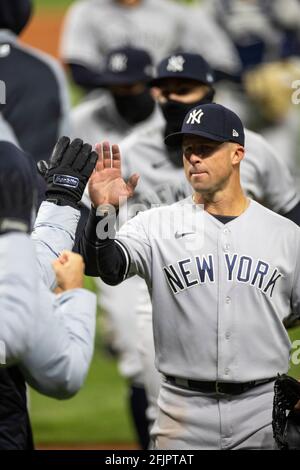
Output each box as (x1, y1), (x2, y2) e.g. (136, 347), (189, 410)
(78, 206), (128, 284)
(20, 287), (96, 399)
(32, 201), (80, 289)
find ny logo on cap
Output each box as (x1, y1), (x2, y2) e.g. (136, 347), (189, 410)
(109, 54), (128, 72)
(166, 55), (185, 73)
(186, 109), (204, 125)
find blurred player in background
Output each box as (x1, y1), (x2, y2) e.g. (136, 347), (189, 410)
(60, 0), (188, 91)
(201, 0), (300, 173)
(0, 0), (71, 163)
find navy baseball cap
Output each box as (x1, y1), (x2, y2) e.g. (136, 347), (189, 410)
(100, 47), (154, 86)
(165, 103), (245, 147)
(0, 0), (33, 35)
(150, 52), (215, 87)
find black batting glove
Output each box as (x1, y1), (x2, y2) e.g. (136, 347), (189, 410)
(37, 137), (98, 209)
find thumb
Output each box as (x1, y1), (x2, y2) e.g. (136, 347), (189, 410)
(37, 160), (49, 177)
(127, 173), (139, 194)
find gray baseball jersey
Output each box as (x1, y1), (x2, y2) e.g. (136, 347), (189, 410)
(116, 197), (299, 381)
(60, 0), (186, 67)
(19, 201), (96, 398)
(120, 112), (300, 214)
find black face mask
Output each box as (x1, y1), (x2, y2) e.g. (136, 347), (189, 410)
(160, 89), (215, 167)
(113, 89), (155, 125)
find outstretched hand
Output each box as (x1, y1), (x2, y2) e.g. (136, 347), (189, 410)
(88, 141), (139, 208)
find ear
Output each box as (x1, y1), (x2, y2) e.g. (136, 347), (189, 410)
(232, 145), (244, 166)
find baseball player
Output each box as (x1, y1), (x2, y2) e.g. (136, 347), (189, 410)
(0, 138), (97, 449)
(60, 0), (187, 89)
(114, 52), (300, 430)
(79, 103), (300, 449)
(71, 47), (156, 145)
(71, 46), (158, 449)
(0, 0), (71, 163)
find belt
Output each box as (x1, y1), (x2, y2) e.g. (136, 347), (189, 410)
(165, 375), (276, 395)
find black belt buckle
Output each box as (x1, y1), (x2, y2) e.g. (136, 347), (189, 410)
(215, 381), (228, 395)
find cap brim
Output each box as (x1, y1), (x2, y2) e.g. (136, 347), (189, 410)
(149, 74), (204, 88)
(99, 73), (150, 87)
(165, 130), (227, 147)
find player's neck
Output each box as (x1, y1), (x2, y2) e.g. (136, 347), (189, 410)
(193, 185), (249, 217)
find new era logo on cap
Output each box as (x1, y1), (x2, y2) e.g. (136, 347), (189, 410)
(108, 53), (128, 72)
(232, 129), (239, 137)
(166, 55), (185, 73)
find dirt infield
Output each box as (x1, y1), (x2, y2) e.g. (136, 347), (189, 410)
(21, 10), (65, 59)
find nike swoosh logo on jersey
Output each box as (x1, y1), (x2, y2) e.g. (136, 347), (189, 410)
(152, 160), (167, 169)
(174, 231), (195, 239)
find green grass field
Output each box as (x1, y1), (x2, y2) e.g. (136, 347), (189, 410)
(30, 347), (136, 444)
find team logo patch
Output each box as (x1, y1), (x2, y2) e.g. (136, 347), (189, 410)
(53, 174), (79, 188)
(109, 54), (128, 72)
(0, 44), (11, 58)
(186, 109), (204, 125)
(166, 55), (185, 73)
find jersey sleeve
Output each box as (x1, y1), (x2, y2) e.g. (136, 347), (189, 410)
(290, 229), (300, 318)
(20, 284), (96, 399)
(116, 212), (152, 283)
(245, 132), (300, 214)
(0, 234), (37, 365)
(31, 202), (80, 290)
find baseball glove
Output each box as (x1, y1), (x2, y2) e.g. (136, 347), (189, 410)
(272, 374), (300, 450)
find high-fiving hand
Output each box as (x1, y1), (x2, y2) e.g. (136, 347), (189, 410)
(88, 142), (139, 209)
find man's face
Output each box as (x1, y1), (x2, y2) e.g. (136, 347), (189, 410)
(155, 78), (210, 104)
(182, 135), (242, 195)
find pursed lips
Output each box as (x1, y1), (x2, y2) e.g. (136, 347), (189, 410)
(189, 167), (208, 176)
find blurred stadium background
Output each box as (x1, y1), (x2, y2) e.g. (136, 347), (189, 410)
(19, 0), (300, 449)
